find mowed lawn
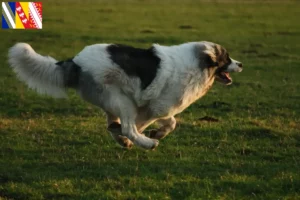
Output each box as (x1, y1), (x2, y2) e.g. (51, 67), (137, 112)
(0, 0), (300, 199)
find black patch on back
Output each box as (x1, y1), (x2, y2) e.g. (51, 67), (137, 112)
(56, 58), (81, 88)
(107, 44), (161, 89)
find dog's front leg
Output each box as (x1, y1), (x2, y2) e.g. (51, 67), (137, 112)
(149, 116), (176, 139)
(120, 116), (159, 150)
(106, 113), (133, 148)
(115, 97), (159, 149)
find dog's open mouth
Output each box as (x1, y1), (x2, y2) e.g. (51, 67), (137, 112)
(215, 71), (232, 85)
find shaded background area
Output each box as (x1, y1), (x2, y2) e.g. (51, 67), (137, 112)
(0, 0), (299, 199)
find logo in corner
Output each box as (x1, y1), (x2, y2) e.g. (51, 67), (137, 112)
(2, 2), (42, 29)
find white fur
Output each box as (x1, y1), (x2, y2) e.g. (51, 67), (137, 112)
(8, 43), (67, 98)
(227, 58), (243, 72)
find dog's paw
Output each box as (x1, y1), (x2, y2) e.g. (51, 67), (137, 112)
(150, 139), (159, 150)
(118, 135), (134, 149)
(107, 123), (134, 149)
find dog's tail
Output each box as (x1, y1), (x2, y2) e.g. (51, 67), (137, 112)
(8, 43), (81, 98)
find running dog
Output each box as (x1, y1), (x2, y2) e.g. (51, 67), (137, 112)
(8, 41), (243, 149)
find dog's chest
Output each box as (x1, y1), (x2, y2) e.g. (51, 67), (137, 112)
(150, 77), (215, 118)
(174, 79), (214, 113)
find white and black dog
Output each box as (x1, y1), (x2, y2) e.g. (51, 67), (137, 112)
(8, 41), (242, 150)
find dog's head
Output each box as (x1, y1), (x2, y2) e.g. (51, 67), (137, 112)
(198, 42), (243, 85)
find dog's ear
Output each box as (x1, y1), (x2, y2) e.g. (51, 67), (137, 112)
(202, 50), (218, 68)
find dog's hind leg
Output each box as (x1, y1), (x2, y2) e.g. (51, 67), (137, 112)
(149, 117), (176, 139)
(136, 119), (156, 134)
(106, 113), (133, 148)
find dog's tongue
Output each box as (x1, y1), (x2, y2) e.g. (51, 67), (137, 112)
(216, 71), (232, 85)
(224, 72), (231, 80)
(223, 72), (232, 81)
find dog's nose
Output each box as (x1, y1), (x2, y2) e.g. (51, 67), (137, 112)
(237, 62), (243, 68)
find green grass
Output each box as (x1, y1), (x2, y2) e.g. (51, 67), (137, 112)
(1, 0), (300, 199)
